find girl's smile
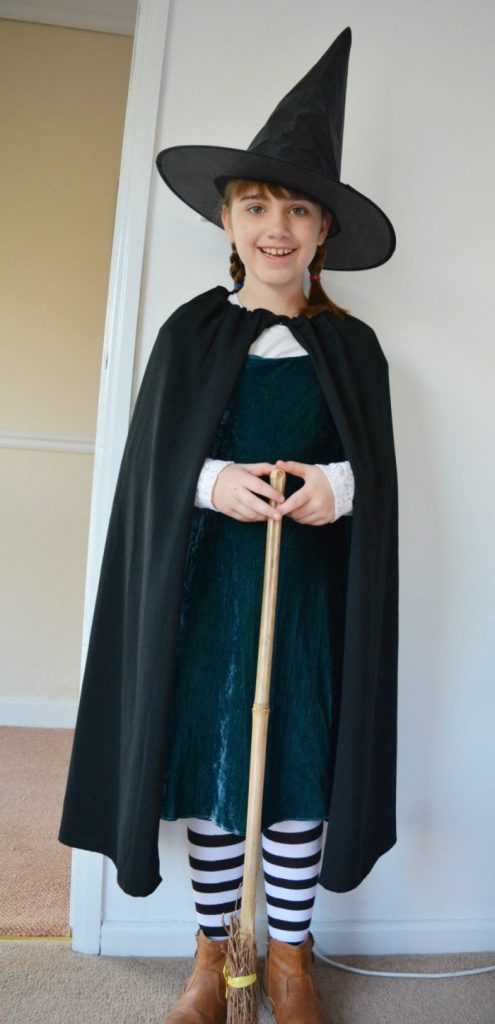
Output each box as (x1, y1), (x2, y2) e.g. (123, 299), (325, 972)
(258, 246), (297, 262)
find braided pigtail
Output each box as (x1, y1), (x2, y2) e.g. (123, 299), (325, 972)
(299, 243), (349, 320)
(229, 243), (245, 290)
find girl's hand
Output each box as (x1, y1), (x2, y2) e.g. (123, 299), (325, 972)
(273, 459), (336, 525)
(211, 462), (285, 522)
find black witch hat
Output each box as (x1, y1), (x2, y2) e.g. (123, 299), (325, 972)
(156, 27), (395, 271)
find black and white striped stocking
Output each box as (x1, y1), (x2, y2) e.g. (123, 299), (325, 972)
(186, 817), (324, 944)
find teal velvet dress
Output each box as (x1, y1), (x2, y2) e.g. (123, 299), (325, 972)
(160, 351), (350, 835)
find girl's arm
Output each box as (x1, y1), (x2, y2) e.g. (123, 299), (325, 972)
(195, 457), (354, 519)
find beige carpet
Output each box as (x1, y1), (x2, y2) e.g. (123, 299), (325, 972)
(0, 726), (73, 936)
(1, 939), (494, 1024)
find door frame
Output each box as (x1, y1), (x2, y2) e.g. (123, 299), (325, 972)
(69, 0), (171, 953)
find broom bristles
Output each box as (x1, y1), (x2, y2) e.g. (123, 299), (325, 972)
(223, 913), (259, 1024)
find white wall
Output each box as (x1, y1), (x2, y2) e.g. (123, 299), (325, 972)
(84, 0), (495, 956)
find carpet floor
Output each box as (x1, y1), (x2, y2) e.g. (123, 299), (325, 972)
(1, 938), (494, 1024)
(0, 726), (73, 936)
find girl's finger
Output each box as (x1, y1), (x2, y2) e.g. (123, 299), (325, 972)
(278, 490), (311, 516)
(243, 463), (276, 475)
(238, 497), (281, 521)
(255, 499), (282, 520)
(235, 485), (282, 518)
(240, 469), (284, 503)
(275, 459), (307, 478)
(295, 512), (323, 525)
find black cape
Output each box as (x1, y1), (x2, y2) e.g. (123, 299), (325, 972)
(58, 284), (399, 897)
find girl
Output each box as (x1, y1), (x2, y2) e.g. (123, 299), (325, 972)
(159, 180), (352, 1024)
(59, 28), (399, 1024)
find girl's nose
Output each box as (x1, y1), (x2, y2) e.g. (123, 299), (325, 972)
(266, 215), (291, 238)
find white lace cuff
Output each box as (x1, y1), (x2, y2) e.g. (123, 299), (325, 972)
(314, 461), (354, 520)
(194, 457), (235, 510)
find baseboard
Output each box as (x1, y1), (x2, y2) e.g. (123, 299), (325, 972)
(99, 918), (495, 958)
(0, 699), (77, 728)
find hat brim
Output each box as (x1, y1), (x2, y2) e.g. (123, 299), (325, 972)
(156, 145), (396, 272)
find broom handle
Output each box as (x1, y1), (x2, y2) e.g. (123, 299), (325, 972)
(239, 468), (286, 937)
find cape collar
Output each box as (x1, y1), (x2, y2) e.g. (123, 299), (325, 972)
(215, 285), (332, 331)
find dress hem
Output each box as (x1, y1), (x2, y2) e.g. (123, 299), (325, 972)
(160, 810), (330, 834)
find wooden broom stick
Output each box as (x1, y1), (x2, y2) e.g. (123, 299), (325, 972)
(224, 467), (286, 1024)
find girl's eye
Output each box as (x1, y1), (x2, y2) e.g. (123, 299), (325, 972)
(244, 204), (309, 215)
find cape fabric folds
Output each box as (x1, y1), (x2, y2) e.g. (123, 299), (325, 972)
(58, 285), (399, 897)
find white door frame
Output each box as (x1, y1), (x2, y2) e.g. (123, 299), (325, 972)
(69, 0), (171, 954)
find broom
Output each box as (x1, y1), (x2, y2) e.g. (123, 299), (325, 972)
(223, 467), (286, 1024)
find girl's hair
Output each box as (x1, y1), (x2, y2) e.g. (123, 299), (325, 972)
(220, 179), (349, 320)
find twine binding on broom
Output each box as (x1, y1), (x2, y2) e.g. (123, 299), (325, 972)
(223, 962), (257, 991)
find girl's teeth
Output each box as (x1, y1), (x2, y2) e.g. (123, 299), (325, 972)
(261, 248), (294, 256)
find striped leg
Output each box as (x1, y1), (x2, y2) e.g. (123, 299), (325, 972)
(261, 819), (324, 944)
(186, 817), (246, 939)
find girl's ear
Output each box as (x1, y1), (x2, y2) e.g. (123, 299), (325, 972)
(318, 209), (333, 245)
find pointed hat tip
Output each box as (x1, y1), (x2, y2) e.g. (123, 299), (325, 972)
(328, 26), (351, 55)
(318, 26), (351, 66)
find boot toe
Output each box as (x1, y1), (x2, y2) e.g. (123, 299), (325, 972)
(161, 930), (228, 1024)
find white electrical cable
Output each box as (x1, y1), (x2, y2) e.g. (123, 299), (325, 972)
(313, 945), (495, 979)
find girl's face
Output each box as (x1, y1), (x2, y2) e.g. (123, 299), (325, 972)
(221, 185), (332, 294)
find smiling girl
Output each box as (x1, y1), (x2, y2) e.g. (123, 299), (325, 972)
(154, 172), (365, 1024)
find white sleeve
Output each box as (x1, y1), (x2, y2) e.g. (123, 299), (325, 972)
(314, 461), (354, 520)
(194, 457), (235, 510)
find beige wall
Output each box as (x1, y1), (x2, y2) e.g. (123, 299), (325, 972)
(0, 21), (132, 706)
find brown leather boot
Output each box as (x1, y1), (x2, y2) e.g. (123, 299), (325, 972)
(261, 933), (333, 1024)
(162, 928), (229, 1024)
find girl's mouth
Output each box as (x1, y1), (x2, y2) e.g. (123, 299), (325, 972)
(258, 247), (296, 262)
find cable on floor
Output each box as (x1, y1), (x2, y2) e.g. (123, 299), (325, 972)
(313, 944), (495, 979)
